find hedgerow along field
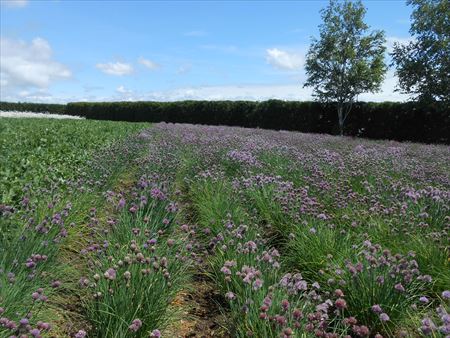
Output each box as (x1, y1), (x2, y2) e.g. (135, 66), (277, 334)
(0, 119), (449, 338)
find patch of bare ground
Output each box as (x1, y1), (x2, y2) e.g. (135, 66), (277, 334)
(164, 269), (230, 338)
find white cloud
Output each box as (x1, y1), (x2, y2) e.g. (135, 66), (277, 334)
(135, 76), (407, 102)
(1, 0), (28, 8)
(96, 61), (133, 76)
(0, 37), (71, 100)
(116, 85), (132, 95)
(266, 48), (304, 71)
(138, 57), (160, 70)
(184, 30), (208, 37)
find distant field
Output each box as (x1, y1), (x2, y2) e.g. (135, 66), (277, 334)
(0, 111), (82, 119)
(0, 120), (449, 337)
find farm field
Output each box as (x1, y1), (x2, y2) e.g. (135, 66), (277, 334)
(1, 119), (449, 337)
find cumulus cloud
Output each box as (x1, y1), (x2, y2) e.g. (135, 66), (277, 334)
(1, 0), (28, 8)
(138, 57), (160, 70)
(0, 37), (71, 100)
(96, 61), (133, 76)
(266, 48), (303, 71)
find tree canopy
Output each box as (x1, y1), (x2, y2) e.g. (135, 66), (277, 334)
(391, 0), (450, 103)
(304, 0), (387, 135)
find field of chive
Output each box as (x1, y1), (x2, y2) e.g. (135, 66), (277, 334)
(1, 120), (449, 338)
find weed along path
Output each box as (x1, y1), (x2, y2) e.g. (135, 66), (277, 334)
(1, 121), (449, 337)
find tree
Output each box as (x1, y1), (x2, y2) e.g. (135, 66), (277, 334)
(391, 0), (449, 103)
(304, 0), (386, 136)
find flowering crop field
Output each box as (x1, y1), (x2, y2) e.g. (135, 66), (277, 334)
(1, 121), (449, 337)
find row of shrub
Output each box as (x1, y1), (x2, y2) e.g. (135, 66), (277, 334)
(1, 100), (448, 143)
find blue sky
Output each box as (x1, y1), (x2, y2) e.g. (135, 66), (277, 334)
(1, 0), (413, 102)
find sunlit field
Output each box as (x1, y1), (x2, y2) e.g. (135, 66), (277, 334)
(1, 119), (448, 337)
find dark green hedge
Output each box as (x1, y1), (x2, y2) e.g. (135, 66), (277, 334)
(1, 100), (448, 143)
(0, 102), (67, 114)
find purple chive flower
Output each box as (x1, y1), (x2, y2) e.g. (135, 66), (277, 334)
(394, 283), (405, 292)
(220, 266), (231, 275)
(252, 279), (263, 290)
(150, 329), (161, 337)
(30, 329), (41, 337)
(419, 296), (429, 303)
(51, 280), (61, 288)
(104, 268), (116, 280)
(225, 291), (236, 300)
(129, 318), (142, 332)
(442, 290), (450, 300)
(421, 318), (437, 335)
(75, 330), (87, 338)
(371, 304), (383, 314)
(19, 318), (29, 325)
(117, 198), (126, 209)
(379, 313), (390, 322)
(335, 298), (347, 309)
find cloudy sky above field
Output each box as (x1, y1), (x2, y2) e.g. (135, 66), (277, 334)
(1, 0), (414, 103)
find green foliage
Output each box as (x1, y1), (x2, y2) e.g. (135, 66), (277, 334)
(0, 118), (147, 205)
(391, 0), (450, 103)
(84, 193), (190, 337)
(304, 0), (387, 135)
(0, 119), (147, 337)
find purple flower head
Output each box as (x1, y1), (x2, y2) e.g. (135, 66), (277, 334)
(19, 318), (29, 325)
(394, 283), (405, 292)
(421, 318), (437, 335)
(281, 299), (290, 311)
(293, 308), (303, 320)
(225, 291), (235, 300)
(335, 298), (347, 309)
(220, 266), (231, 275)
(74, 330), (87, 338)
(104, 268), (116, 280)
(117, 198), (126, 209)
(442, 290), (450, 300)
(371, 304), (383, 314)
(419, 296), (429, 303)
(252, 278), (263, 290)
(150, 329), (161, 337)
(51, 280), (61, 288)
(379, 313), (390, 322)
(30, 328), (41, 337)
(129, 318), (142, 332)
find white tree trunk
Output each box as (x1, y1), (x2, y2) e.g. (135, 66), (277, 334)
(337, 104), (344, 136)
